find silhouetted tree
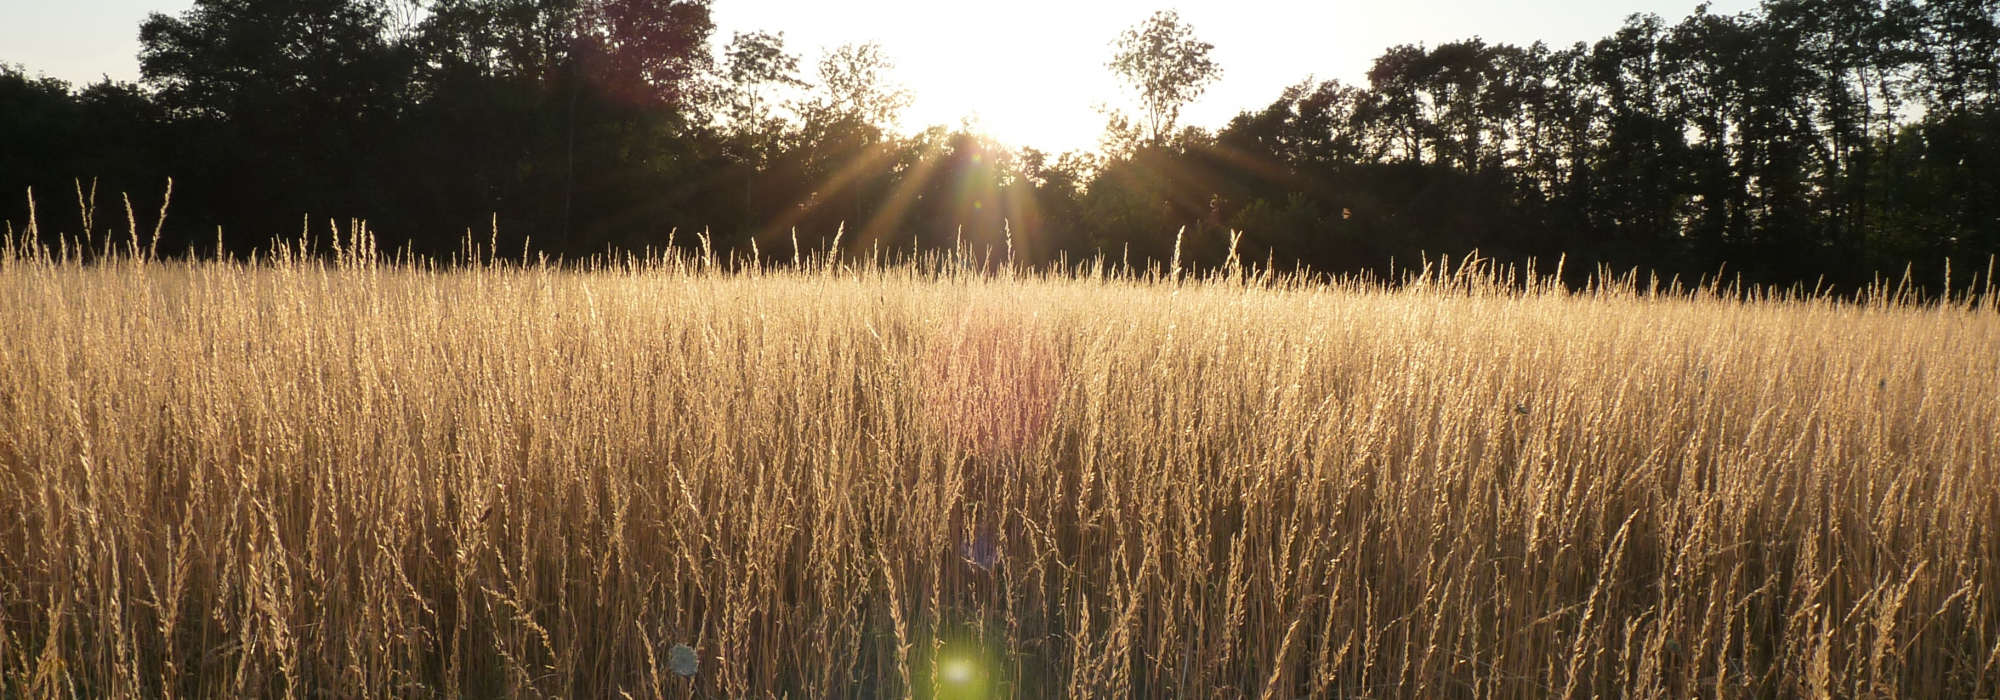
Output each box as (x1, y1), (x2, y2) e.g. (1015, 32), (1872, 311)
(1108, 10), (1222, 148)
(5, 0), (2000, 292)
(0, 67), (171, 247)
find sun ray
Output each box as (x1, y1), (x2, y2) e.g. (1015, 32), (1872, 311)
(856, 137), (951, 251)
(750, 141), (905, 255)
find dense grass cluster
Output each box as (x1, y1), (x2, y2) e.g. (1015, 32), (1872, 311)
(1, 237), (1997, 698)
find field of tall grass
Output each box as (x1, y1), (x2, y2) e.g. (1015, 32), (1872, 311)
(2, 230), (1997, 698)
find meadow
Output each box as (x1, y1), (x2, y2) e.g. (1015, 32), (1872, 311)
(1, 232), (1997, 698)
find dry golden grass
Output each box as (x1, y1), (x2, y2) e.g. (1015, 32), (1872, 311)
(1, 235), (1997, 698)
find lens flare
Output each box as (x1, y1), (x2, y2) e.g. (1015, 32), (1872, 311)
(941, 657), (975, 684)
(921, 305), (1061, 459)
(922, 634), (1004, 700)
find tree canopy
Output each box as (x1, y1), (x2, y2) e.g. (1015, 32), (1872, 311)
(4, 0), (1999, 293)
(1109, 10), (1222, 148)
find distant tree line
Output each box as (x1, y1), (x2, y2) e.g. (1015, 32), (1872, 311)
(3, 0), (1998, 291)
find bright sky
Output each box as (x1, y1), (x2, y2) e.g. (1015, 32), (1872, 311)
(3, 0), (1763, 154)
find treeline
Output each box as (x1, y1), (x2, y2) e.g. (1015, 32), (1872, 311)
(3, 0), (1998, 290)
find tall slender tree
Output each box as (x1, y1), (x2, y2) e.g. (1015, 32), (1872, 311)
(1108, 10), (1222, 148)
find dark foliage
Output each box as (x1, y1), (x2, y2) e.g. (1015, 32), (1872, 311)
(3, 0), (1998, 292)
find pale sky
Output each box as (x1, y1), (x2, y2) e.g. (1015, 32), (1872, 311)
(2, 0), (1763, 153)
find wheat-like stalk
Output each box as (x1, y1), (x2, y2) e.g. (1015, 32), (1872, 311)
(0, 241), (1996, 698)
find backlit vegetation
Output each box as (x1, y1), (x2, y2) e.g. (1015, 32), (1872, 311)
(2, 234), (1997, 698)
